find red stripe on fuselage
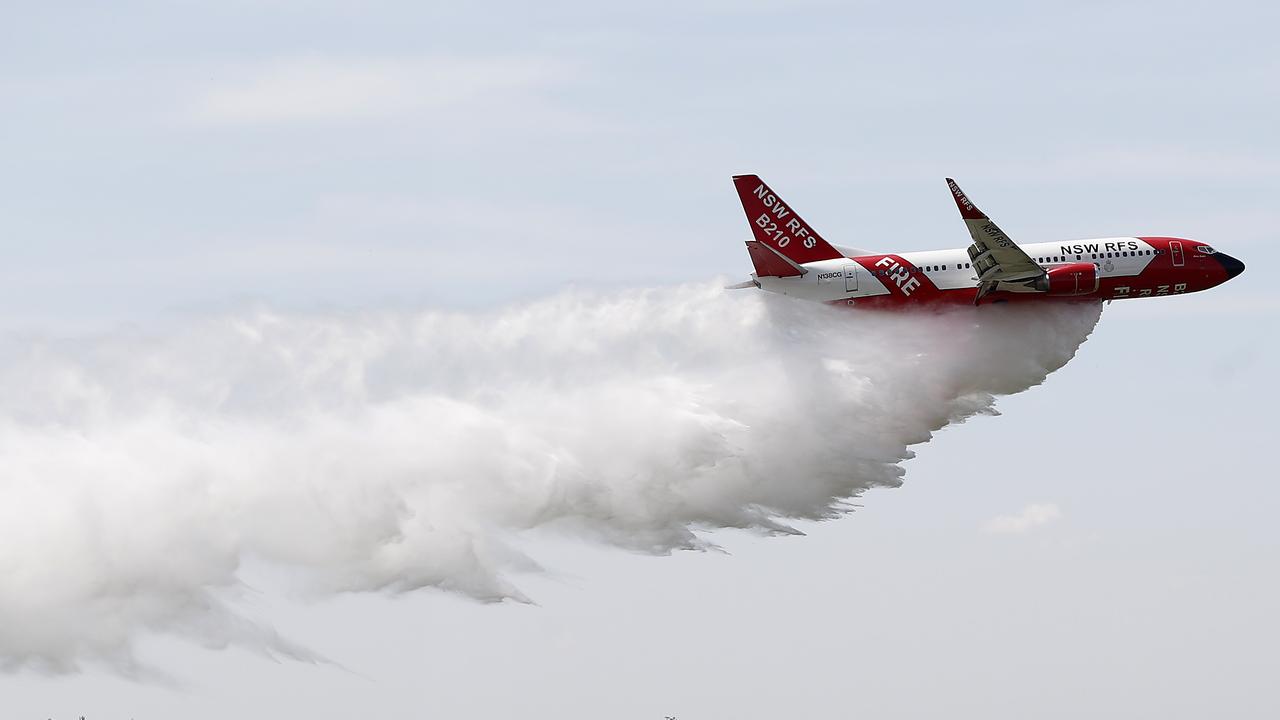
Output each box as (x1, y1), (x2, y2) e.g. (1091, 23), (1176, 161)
(852, 254), (946, 302)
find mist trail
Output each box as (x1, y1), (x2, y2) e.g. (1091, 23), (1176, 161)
(0, 283), (1102, 673)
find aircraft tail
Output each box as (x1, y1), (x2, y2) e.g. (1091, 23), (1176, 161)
(732, 175), (845, 265)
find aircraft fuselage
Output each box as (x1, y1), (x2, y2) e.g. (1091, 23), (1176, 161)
(757, 236), (1244, 307)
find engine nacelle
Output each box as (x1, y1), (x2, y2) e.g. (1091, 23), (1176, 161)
(1035, 262), (1099, 296)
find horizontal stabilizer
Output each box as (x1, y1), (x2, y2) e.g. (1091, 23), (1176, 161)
(745, 240), (805, 277)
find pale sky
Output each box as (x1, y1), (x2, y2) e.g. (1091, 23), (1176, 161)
(2, 1), (1278, 718)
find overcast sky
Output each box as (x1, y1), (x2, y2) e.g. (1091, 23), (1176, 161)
(2, 1), (1278, 718)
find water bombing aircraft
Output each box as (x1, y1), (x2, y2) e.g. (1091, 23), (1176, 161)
(730, 175), (1245, 307)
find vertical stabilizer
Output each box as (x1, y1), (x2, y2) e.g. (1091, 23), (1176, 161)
(732, 175), (844, 265)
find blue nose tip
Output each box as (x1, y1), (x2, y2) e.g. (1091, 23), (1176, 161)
(1214, 253), (1245, 280)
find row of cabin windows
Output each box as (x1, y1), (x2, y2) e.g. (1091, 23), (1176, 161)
(876, 262), (973, 276)
(1035, 249), (1161, 263)
(875, 248), (1165, 277)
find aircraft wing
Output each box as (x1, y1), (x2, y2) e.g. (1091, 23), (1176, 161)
(946, 179), (1044, 298)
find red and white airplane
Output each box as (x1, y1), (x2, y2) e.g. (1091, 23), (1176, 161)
(730, 175), (1245, 307)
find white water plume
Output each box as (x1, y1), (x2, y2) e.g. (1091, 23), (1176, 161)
(0, 283), (1101, 673)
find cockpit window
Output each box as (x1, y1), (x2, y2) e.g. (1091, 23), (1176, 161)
(1196, 245), (1216, 254)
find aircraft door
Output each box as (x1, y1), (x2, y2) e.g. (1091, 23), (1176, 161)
(1170, 241), (1185, 267)
(843, 264), (859, 293)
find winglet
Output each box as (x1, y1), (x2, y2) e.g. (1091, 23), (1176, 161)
(946, 178), (987, 220)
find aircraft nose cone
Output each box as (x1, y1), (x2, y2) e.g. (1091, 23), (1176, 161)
(1214, 252), (1245, 280)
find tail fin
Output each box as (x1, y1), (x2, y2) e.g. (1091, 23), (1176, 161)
(732, 175), (844, 265)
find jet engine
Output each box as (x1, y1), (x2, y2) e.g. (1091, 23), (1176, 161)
(1034, 262), (1099, 296)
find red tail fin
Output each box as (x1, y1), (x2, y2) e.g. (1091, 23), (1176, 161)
(732, 175), (844, 264)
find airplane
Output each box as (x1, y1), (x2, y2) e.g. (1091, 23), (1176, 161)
(729, 174), (1245, 307)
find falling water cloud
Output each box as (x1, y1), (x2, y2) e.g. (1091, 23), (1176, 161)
(0, 282), (1101, 673)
